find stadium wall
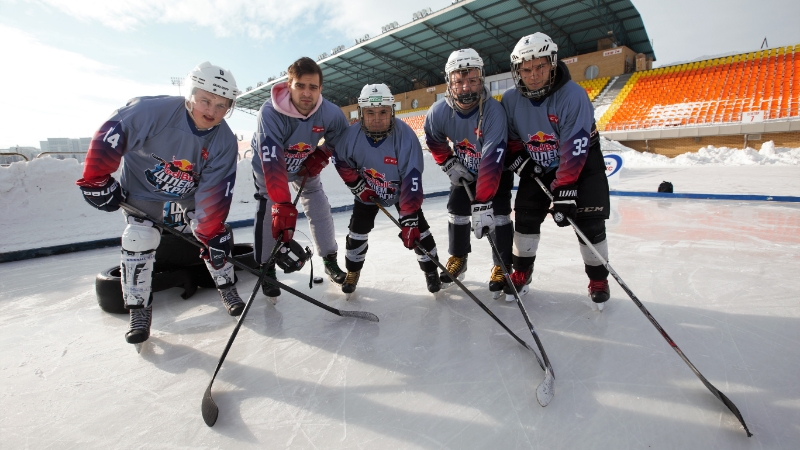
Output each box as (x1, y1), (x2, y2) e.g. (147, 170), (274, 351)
(562, 46), (638, 82)
(617, 131), (800, 156)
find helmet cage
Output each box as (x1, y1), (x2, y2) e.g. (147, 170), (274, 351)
(446, 67), (485, 107)
(358, 106), (395, 142)
(357, 84), (396, 142)
(444, 49), (485, 108)
(510, 34), (559, 100)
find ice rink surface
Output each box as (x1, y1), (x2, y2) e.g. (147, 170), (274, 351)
(1, 192), (799, 449)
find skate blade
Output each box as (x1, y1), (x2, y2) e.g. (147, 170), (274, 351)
(267, 296), (279, 306)
(345, 291), (356, 301)
(134, 343), (144, 354)
(591, 301), (605, 312)
(492, 291), (504, 300)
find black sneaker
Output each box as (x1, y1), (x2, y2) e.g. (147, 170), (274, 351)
(323, 252), (346, 285)
(260, 263), (280, 298)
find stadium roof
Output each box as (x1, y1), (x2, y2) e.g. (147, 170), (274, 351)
(237, 0), (655, 111)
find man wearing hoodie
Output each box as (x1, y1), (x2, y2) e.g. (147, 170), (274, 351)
(251, 57), (348, 301)
(502, 33), (611, 311)
(423, 49), (514, 300)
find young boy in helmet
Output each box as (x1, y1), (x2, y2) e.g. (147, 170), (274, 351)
(423, 48), (515, 300)
(502, 32), (611, 310)
(332, 84), (441, 297)
(76, 61), (245, 344)
(251, 57), (349, 301)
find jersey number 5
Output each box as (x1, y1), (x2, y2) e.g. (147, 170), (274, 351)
(572, 137), (589, 156)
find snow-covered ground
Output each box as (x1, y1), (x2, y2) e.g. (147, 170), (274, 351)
(1, 188), (799, 448)
(1, 140), (798, 253)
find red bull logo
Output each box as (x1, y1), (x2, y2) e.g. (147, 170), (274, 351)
(171, 159), (194, 172)
(454, 139), (481, 172)
(363, 167), (386, 182)
(287, 142), (312, 153)
(528, 131), (557, 143)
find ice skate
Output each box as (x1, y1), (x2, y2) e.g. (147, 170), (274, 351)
(125, 304), (152, 345)
(219, 285), (245, 316)
(588, 279), (610, 311)
(489, 265), (507, 300)
(425, 271), (442, 294)
(505, 266), (532, 302)
(342, 270), (360, 300)
(440, 255), (467, 288)
(323, 253), (346, 285)
(260, 263), (280, 305)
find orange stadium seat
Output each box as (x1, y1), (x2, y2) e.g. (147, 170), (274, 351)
(598, 45), (799, 130)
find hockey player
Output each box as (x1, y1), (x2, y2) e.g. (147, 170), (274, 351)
(333, 84), (441, 297)
(424, 48), (514, 298)
(502, 33), (611, 310)
(251, 57), (348, 301)
(77, 61), (244, 344)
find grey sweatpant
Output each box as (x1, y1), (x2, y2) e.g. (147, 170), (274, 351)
(253, 172), (339, 264)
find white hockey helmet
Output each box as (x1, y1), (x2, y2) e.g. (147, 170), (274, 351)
(357, 84), (396, 141)
(510, 33), (559, 100)
(185, 61), (241, 116)
(445, 48), (485, 107)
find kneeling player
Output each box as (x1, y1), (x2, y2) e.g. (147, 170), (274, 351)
(77, 62), (245, 344)
(332, 84), (441, 297)
(502, 33), (611, 310)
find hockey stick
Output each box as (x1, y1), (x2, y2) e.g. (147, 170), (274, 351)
(371, 199), (545, 372)
(533, 176), (752, 436)
(118, 203), (379, 324)
(200, 175), (308, 426)
(201, 232), (284, 426)
(461, 180), (554, 406)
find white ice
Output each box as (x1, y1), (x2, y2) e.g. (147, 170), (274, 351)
(1, 143), (799, 448)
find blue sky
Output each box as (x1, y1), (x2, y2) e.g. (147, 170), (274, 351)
(1, 0), (798, 148)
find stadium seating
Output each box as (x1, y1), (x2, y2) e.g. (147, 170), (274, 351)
(576, 77), (611, 102)
(598, 45), (799, 131)
(399, 115), (426, 136)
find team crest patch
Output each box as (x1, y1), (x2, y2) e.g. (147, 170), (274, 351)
(284, 142), (313, 173)
(454, 139), (481, 172)
(312, 126), (325, 133)
(525, 132), (560, 165)
(144, 154), (199, 198)
(548, 114), (559, 123)
(362, 167), (397, 200)
(201, 147), (209, 160)
(384, 156), (397, 165)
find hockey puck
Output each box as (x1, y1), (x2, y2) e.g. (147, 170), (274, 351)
(313, 276), (324, 284)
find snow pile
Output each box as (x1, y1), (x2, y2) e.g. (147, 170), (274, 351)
(0, 152), (452, 253)
(601, 137), (800, 167)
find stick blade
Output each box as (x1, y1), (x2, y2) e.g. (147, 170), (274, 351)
(339, 310), (380, 322)
(536, 369), (555, 407)
(201, 385), (219, 427)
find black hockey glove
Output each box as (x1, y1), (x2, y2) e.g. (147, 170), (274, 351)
(202, 229), (232, 270)
(79, 177), (126, 212)
(551, 184), (578, 227)
(506, 153), (545, 179)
